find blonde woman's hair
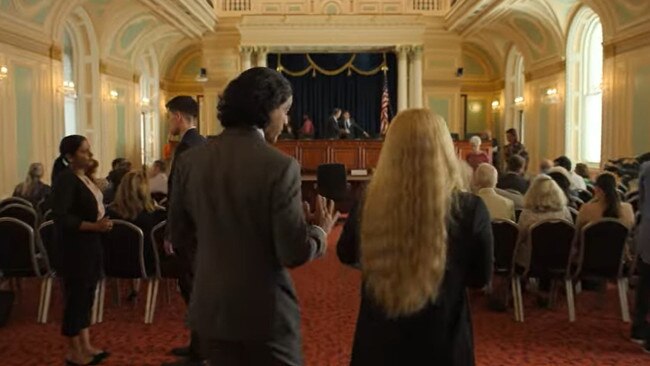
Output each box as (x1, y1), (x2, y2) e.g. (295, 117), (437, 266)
(19, 163), (44, 196)
(360, 109), (465, 318)
(111, 171), (155, 220)
(524, 174), (567, 212)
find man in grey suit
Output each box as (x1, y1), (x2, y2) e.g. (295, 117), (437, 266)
(169, 67), (339, 366)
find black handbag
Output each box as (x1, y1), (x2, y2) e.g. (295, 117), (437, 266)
(0, 289), (15, 327)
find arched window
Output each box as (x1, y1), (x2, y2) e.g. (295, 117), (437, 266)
(566, 6), (603, 164)
(505, 47), (525, 142)
(62, 30), (76, 136)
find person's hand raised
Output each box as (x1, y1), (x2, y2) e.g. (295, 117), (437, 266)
(309, 195), (340, 235)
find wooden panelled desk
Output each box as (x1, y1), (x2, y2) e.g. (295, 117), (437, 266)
(275, 140), (492, 212)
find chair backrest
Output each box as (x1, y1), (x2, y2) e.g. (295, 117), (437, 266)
(102, 220), (146, 279)
(317, 164), (347, 201)
(586, 184), (595, 195)
(577, 219), (629, 279)
(0, 197), (33, 210)
(528, 219), (575, 276)
(0, 217), (42, 277)
(0, 204), (37, 229)
(625, 190), (639, 202)
(568, 206), (579, 223)
(576, 189), (593, 204)
(150, 220), (187, 279)
(506, 189), (522, 196)
(43, 209), (54, 221)
(515, 209), (523, 222)
(38, 220), (58, 273)
(491, 220), (519, 274)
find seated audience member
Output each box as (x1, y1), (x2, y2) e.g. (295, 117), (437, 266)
(554, 155), (587, 191)
(539, 158), (553, 174)
(85, 159), (109, 192)
(106, 171), (165, 279)
(504, 128), (529, 168)
(148, 160), (168, 195)
(548, 166), (581, 209)
(475, 163), (515, 221)
(103, 159), (130, 204)
(575, 173), (635, 231)
(497, 155), (529, 194)
(337, 109), (493, 366)
(631, 162), (650, 349)
(466, 136), (490, 170)
(13, 162), (51, 207)
(299, 114), (315, 139)
(495, 188), (524, 210)
(515, 175), (572, 305)
(574, 163), (592, 186)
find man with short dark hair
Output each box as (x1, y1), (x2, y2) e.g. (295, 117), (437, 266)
(162, 95), (207, 366)
(554, 155), (587, 190)
(324, 108), (342, 139)
(339, 110), (369, 139)
(497, 155), (529, 194)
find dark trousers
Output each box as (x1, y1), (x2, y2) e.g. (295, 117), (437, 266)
(633, 260), (650, 340)
(177, 249), (203, 360)
(205, 340), (291, 366)
(62, 278), (96, 337)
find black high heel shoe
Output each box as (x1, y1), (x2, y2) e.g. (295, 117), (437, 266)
(89, 351), (110, 365)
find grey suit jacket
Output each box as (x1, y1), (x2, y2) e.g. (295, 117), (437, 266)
(169, 127), (326, 365)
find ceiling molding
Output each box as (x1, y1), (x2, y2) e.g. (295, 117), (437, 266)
(138, 0), (216, 39)
(0, 25), (51, 58)
(525, 59), (565, 82)
(604, 28), (650, 58)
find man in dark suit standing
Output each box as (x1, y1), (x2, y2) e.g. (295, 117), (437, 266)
(169, 68), (339, 366)
(162, 95), (207, 366)
(324, 108), (342, 139)
(339, 110), (370, 139)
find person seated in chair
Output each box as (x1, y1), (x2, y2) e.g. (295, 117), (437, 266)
(13, 162), (51, 208)
(497, 155), (529, 194)
(339, 111), (369, 139)
(299, 114), (315, 139)
(106, 171), (166, 298)
(148, 160), (168, 195)
(466, 136), (490, 171)
(548, 166), (581, 210)
(554, 155), (587, 191)
(474, 163), (515, 221)
(575, 173), (635, 232)
(515, 175), (572, 306)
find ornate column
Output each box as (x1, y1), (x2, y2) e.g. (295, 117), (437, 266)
(255, 46), (268, 68)
(240, 46), (253, 71)
(409, 45), (423, 108)
(396, 46), (409, 112)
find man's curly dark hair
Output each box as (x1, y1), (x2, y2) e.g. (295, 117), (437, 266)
(217, 67), (292, 129)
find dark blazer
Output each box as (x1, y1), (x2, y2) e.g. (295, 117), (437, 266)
(105, 207), (166, 276)
(166, 127), (206, 242)
(497, 172), (530, 194)
(324, 115), (340, 139)
(339, 118), (366, 139)
(51, 169), (103, 283)
(338, 193), (493, 366)
(169, 128), (327, 366)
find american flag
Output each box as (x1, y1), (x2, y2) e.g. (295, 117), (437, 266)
(379, 70), (391, 136)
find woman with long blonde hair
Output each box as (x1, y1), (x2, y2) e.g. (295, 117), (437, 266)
(337, 109), (493, 366)
(13, 162), (51, 207)
(106, 171), (165, 283)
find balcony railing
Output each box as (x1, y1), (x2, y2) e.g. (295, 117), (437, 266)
(216, 0), (452, 16)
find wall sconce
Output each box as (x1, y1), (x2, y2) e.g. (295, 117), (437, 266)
(542, 88), (560, 104)
(59, 80), (77, 99)
(491, 100), (500, 111)
(469, 101), (482, 113)
(141, 97), (151, 111)
(109, 90), (119, 100)
(514, 96), (525, 107)
(0, 65), (8, 81)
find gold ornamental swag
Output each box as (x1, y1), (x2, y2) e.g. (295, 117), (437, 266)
(275, 53), (389, 77)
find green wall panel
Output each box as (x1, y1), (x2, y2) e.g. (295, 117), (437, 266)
(14, 66), (34, 177)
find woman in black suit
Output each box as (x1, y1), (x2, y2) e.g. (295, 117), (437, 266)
(51, 135), (113, 366)
(337, 109), (493, 366)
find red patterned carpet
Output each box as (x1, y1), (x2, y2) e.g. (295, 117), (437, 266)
(1, 226), (648, 366)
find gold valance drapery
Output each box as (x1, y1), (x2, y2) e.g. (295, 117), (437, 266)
(276, 53), (388, 77)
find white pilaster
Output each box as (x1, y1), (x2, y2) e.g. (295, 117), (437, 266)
(240, 46), (253, 71)
(396, 46), (409, 112)
(255, 46), (268, 68)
